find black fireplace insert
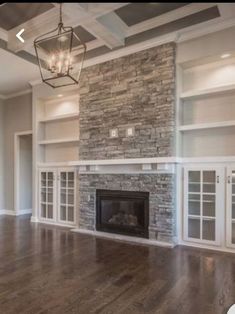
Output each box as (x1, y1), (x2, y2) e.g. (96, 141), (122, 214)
(96, 189), (149, 238)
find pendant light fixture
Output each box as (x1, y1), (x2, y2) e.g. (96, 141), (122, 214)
(34, 3), (86, 88)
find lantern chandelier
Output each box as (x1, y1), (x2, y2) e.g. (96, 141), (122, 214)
(34, 3), (86, 88)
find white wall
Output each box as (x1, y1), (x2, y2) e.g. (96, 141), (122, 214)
(3, 93), (32, 211)
(19, 135), (32, 211)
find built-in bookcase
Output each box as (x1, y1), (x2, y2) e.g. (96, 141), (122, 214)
(178, 56), (235, 157)
(36, 94), (79, 164)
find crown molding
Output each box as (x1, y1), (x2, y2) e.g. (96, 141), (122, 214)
(0, 88), (32, 100)
(84, 33), (178, 68)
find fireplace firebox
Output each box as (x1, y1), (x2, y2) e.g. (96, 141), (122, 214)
(96, 189), (149, 238)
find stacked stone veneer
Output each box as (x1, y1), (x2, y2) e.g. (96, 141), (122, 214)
(79, 43), (175, 160)
(79, 173), (175, 243)
(78, 43), (176, 244)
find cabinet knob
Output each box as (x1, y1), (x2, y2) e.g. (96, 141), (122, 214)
(216, 176), (219, 184)
(228, 176), (231, 184)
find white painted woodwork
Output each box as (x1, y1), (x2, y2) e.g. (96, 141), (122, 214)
(39, 113), (79, 123)
(178, 55), (235, 158)
(226, 166), (235, 248)
(38, 138), (79, 145)
(127, 3), (216, 37)
(57, 168), (76, 226)
(7, 3), (128, 52)
(180, 83), (235, 100)
(36, 92), (79, 164)
(183, 166), (223, 246)
(179, 120), (235, 132)
(82, 12), (127, 49)
(39, 167), (76, 226)
(39, 169), (57, 222)
(181, 58), (235, 95)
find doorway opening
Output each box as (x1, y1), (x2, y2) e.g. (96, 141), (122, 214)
(14, 131), (32, 215)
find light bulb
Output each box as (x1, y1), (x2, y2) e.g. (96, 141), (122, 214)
(221, 53), (231, 59)
(57, 61), (62, 73)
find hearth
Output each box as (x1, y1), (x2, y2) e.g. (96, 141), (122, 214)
(96, 189), (149, 238)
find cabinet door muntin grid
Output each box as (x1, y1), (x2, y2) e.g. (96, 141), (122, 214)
(184, 167), (221, 245)
(58, 169), (76, 225)
(39, 170), (56, 221)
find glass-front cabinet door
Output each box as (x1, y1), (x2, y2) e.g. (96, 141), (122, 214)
(39, 169), (56, 221)
(58, 169), (76, 225)
(184, 167), (222, 246)
(226, 167), (235, 248)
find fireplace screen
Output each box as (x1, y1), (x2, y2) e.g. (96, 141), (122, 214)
(96, 189), (149, 238)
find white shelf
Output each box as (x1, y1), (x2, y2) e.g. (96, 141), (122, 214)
(179, 120), (235, 132)
(39, 112), (79, 123)
(38, 138), (79, 145)
(180, 84), (235, 100)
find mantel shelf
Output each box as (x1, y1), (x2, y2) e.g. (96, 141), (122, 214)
(180, 83), (235, 100)
(179, 120), (235, 132)
(38, 138), (79, 145)
(39, 112), (79, 123)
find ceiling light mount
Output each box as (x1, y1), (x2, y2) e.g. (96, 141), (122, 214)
(34, 3), (86, 88)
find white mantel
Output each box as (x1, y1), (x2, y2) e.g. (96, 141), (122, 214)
(38, 157), (178, 174)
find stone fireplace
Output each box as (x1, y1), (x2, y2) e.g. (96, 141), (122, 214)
(96, 189), (149, 238)
(78, 172), (175, 244)
(77, 42), (176, 246)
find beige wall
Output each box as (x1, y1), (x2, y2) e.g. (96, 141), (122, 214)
(0, 99), (4, 210)
(19, 134), (32, 211)
(3, 93), (32, 211)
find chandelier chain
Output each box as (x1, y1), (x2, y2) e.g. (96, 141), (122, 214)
(59, 3), (62, 25)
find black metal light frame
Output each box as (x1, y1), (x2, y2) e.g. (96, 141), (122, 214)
(34, 4), (86, 88)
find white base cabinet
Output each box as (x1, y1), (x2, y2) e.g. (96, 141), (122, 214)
(226, 166), (235, 248)
(39, 168), (77, 226)
(183, 165), (235, 250)
(183, 166), (223, 247)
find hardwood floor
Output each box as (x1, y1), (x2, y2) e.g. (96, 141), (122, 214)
(0, 215), (234, 314)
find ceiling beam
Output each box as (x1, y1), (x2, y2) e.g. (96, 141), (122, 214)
(7, 3), (128, 52)
(61, 3), (128, 49)
(0, 27), (7, 41)
(82, 12), (127, 49)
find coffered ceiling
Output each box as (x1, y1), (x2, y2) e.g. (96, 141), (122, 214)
(0, 3), (235, 97)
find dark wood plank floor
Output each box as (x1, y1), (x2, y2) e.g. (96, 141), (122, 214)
(0, 215), (234, 314)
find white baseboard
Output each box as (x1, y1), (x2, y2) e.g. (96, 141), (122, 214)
(17, 209), (32, 215)
(30, 216), (39, 223)
(30, 217), (75, 228)
(71, 228), (175, 248)
(0, 209), (32, 216)
(0, 209), (15, 216)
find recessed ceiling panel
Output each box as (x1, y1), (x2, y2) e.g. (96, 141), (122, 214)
(126, 6), (220, 45)
(84, 6), (220, 62)
(73, 26), (96, 43)
(0, 3), (54, 30)
(115, 3), (189, 26)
